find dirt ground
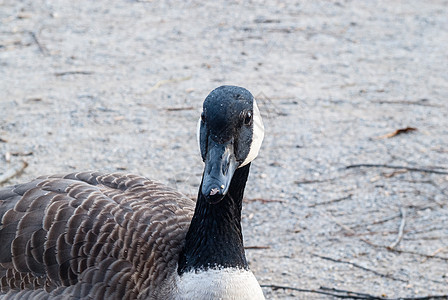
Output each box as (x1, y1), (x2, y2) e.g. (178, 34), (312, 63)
(1, 1), (448, 299)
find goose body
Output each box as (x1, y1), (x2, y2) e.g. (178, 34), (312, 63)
(0, 86), (265, 299)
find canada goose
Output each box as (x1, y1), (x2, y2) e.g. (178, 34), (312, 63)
(0, 86), (265, 299)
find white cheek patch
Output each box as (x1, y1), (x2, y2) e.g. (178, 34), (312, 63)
(196, 117), (202, 156)
(240, 99), (264, 167)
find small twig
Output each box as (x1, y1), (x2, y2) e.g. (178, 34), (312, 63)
(146, 76), (192, 94)
(345, 164), (448, 175)
(10, 151), (33, 156)
(308, 194), (353, 207)
(328, 212), (448, 261)
(244, 198), (286, 204)
(260, 284), (367, 299)
(0, 160), (28, 184)
(370, 213), (402, 226)
(244, 245), (270, 250)
(29, 31), (48, 55)
(372, 99), (440, 107)
(166, 106), (195, 111)
(388, 248), (448, 262)
(346, 230), (405, 237)
(313, 254), (408, 283)
(421, 246), (448, 263)
(387, 207), (406, 250)
(294, 178), (332, 184)
(377, 127), (417, 139)
(320, 287), (448, 300)
(54, 71), (94, 77)
(407, 225), (448, 236)
(351, 203), (439, 230)
(320, 287), (384, 299)
(325, 212), (376, 247)
(254, 91), (289, 118)
(262, 284), (448, 299)
(382, 169), (408, 178)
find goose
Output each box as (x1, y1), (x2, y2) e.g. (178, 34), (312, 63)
(0, 85), (265, 299)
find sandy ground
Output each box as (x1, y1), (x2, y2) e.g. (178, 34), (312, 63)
(1, 1), (448, 299)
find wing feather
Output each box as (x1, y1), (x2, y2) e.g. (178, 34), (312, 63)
(0, 171), (195, 299)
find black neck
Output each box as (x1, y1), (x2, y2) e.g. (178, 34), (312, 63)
(177, 163), (251, 275)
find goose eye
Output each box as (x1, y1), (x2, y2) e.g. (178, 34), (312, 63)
(244, 111), (252, 126)
(201, 112), (206, 122)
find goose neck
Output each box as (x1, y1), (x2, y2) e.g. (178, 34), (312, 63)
(178, 163), (251, 274)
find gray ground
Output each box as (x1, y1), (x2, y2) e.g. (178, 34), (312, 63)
(1, 0), (448, 299)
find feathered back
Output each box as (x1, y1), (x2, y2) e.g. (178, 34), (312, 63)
(0, 172), (195, 299)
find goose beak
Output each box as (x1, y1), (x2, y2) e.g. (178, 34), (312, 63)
(202, 139), (237, 204)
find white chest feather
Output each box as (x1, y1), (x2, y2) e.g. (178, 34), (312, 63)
(175, 268), (265, 300)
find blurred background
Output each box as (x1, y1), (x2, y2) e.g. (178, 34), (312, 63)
(1, 1), (447, 299)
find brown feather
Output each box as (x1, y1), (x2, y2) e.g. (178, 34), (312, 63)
(0, 172), (195, 299)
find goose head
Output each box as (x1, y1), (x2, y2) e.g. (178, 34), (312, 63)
(197, 85), (264, 204)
